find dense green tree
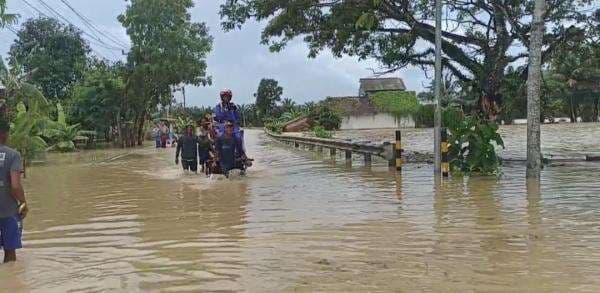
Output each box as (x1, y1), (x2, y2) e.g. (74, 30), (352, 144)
(221, 0), (594, 118)
(119, 0), (213, 145)
(547, 42), (600, 122)
(9, 17), (89, 101)
(254, 78), (282, 119)
(69, 60), (124, 141)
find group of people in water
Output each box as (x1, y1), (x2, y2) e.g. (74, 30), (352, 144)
(172, 89), (251, 178)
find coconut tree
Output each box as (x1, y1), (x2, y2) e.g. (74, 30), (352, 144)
(0, 0), (18, 28)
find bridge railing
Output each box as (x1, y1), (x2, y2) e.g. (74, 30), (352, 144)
(265, 130), (396, 166)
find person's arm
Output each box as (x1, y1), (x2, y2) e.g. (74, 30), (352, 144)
(214, 138), (222, 161)
(10, 154), (27, 219)
(233, 104), (241, 124)
(175, 138), (182, 164)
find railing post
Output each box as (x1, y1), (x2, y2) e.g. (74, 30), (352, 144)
(364, 154), (372, 166)
(330, 148), (337, 157)
(441, 128), (450, 177)
(345, 150), (352, 162)
(395, 130), (403, 171)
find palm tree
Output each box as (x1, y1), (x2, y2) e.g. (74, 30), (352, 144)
(0, 0), (18, 28)
(281, 98), (297, 113)
(238, 104), (249, 127)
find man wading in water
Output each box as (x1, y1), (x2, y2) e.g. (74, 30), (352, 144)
(215, 121), (246, 178)
(175, 125), (199, 174)
(0, 120), (28, 263)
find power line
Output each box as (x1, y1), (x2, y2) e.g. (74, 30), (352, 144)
(19, 0), (111, 60)
(33, 0), (124, 51)
(58, 0), (129, 49)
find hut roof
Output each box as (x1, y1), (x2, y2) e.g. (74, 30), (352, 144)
(359, 78), (406, 95)
(322, 96), (379, 116)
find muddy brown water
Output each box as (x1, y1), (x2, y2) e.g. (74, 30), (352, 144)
(1, 126), (599, 292)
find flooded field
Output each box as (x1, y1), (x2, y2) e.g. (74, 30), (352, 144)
(1, 126), (600, 292)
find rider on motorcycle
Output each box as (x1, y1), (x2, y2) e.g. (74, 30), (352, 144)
(214, 89), (241, 140)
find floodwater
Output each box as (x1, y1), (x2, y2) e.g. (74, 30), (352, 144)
(335, 123), (600, 160)
(1, 126), (600, 292)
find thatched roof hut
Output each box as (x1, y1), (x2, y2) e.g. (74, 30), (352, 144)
(359, 78), (406, 96)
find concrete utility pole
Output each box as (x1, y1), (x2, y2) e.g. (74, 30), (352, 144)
(434, 0), (443, 174)
(526, 0), (546, 179)
(182, 86), (186, 108)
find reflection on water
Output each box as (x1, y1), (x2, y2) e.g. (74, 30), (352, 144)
(1, 129), (599, 292)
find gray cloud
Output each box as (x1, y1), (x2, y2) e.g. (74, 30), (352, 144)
(1, 0), (427, 107)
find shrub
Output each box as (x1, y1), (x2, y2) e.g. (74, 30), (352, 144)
(313, 125), (333, 138)
(370, 91), (420, 117)
(415, 105), (435, 127)
(310, 105), (341, 130)
(444, 109), (505, 175)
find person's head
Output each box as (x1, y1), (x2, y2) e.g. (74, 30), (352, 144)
(220, 89), (233, 104)
(225, 121), (234, 136)
(186, 125), (193, 135)
(0, 120), (10, 144)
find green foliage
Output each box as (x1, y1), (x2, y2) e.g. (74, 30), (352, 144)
(310, 105), (340, 131)
(414, 105), (435, 128)
(70, 60), (124, 139)
(313, 125), (332, 139)
(254, 78), (283, 119)
(41, 103), (94, 152)
(221, 0), (594, 117)
(444, 109), (505, 175)
(0, 0), (18, 28)
(0, 58), (51, 118)
(119, 0), (213, 145)
(175, 116), (195, 134)
(281, 98), (297, 113)
(9, 17), (89, 101)
(370, 91), (419, 117)
(8, 102), (47, 167)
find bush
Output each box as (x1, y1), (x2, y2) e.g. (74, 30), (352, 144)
(444, 109), (505, 175)
(415, 105), (435, 127)
(310, 105), (341, 130)
(313, 125), (333, 138)
(370, 91), (420, 117)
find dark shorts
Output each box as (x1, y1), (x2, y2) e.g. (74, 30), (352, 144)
(182, 159), (198, 172)
(0, 214), (22, 251)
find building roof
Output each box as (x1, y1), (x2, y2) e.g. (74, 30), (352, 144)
(322, 96), (379, 116)
(359, 78), (406, 95)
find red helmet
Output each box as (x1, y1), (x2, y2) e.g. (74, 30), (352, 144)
(220, 89), (233, 99)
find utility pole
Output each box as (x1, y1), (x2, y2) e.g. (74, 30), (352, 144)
(434, 0), (443, 175)
(526, 0), (546, 179)
(182, 86), (186, 109)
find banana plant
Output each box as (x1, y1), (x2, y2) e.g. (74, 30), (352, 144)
(8, 102), (47, 177)
(41, 103), (95, 152)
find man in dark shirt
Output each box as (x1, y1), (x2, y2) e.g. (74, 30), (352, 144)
(175, 125), (199, 173)
(215, 121), (246, 177)
(0, 120), (28, 263)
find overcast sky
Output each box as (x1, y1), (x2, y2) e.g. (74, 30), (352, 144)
(0, 0), (428, 107)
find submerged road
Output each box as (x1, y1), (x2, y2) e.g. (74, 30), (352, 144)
(1, 129), (600, 292)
